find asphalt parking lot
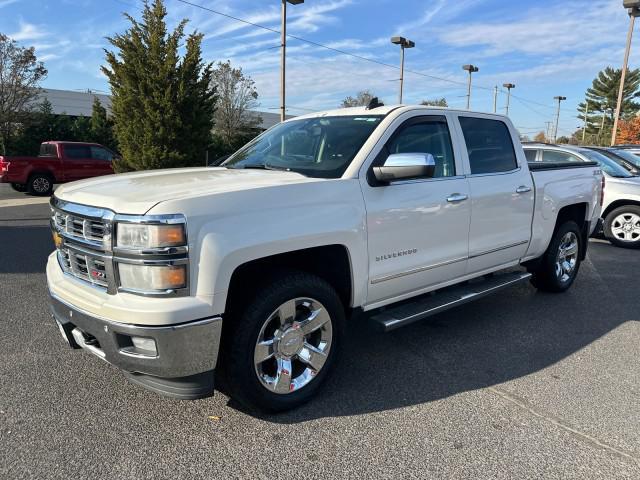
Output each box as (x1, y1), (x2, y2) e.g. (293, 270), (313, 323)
(0, 183), (638, 479)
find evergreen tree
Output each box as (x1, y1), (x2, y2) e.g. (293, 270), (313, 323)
(577, 67), (640, 145)
(89, 97), (116, 150)
(102, 0), (216, 172)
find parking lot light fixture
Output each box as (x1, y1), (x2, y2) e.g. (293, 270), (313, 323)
(612, 1), (640, 145)
(462, 64), (479, 110)
(503, 83), (516, 116)
(280, 0), (304, 123)
(553, 96), (567, 143)
(391, 36), (415, 104)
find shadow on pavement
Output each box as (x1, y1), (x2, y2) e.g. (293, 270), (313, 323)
(0, 225), (53, 274)
(246, 243), (638, 423)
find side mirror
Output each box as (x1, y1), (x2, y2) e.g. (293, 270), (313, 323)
(373, 153), (436, 183)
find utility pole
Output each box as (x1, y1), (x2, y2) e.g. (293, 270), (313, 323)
(280, 0), (304, 123)
(553, 96), (566, 142)
(503, 83), (515, 116)
(582, 101), (589, 144)
(612, 1), (640, 145)
(493, 86), (498, 113)
(545, 122), (553, 142)
(391, 36), (415, 104)
(462, 64), (479, 110)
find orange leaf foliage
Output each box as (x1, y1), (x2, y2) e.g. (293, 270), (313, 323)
(616, 117), (640, 144)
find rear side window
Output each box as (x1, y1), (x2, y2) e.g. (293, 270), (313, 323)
(459, 117), (518, 174)
(39, 144), (57, 157)
(541, 150), (582, 163)
(386, 120), (456, 177)
(524, 149), (538, 162)
(64, 145), (91, 159)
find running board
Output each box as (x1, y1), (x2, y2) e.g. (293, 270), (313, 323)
(371, 271), (532, 332)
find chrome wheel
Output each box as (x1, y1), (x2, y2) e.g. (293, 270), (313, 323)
(610, 212), (640, 243)
(254, 297), (332, 395)
(555, 231), (578, 282)
(32, 177), (50, 193)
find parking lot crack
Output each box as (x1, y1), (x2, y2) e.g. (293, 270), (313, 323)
(488, 386), (640, 466)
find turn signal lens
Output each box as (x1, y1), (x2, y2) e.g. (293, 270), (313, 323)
(118, 264), (187, 291)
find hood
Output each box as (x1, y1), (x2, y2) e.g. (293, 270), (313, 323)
(54, 167), (318, 214)
(605, 174), (640, 187)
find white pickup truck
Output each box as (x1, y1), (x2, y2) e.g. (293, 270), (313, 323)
(47, 105), (603, 412)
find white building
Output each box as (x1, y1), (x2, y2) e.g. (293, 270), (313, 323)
(39, 88), (285, 130)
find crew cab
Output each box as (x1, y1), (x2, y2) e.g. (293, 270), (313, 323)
(0, 141), (115, 195)
(524, 143), (640, 249)
(47, 106), (603, 412)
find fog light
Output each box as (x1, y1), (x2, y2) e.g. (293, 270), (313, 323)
(131, 336), (157, 355)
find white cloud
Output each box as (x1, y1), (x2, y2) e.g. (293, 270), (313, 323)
(9, 21), (48, 42)
(0, 0), (17, 8)
(436, 0), (622, 56)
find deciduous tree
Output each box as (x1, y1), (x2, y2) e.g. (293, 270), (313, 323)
(211, 60), (261, 148)
(616, 116), (640, 144)
(421, 98), (448, 107)
(0, 33), (47, 154)
(341, 90), (377, 108)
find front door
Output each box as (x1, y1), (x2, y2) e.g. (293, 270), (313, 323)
(361, 115), (471, 308)
(456, 115), (534, 274)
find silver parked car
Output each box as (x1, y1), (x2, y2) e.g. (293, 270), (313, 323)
(524, 144), (640, 249)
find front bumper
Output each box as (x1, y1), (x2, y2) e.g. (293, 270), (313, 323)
(49, 292), (222, 399)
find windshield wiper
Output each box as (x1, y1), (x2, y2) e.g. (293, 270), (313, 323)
(238, 163), (292, 172)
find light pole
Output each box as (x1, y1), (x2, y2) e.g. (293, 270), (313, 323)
(462, 64), (479, 110)
(582, 101), (589, 144)
(553, 96), (566, 143)
(280, 0), (304, 123)
(612, 1), (640, 145)
(503, 83), (515, 116)
(493, 86), (498, 113)
(391, 36), (415, 104)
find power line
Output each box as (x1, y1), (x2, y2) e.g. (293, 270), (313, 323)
(125, 0), (569, 118)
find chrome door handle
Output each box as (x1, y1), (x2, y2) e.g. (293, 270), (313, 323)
(446, 193), (468, 203)
(516, 185), (532, 193)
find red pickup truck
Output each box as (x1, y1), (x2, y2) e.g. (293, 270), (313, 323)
(0, 141), (115, 195)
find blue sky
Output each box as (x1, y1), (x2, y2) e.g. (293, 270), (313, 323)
(0, 0), (634, 138)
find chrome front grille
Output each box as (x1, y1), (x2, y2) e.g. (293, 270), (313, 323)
(53, 211), (108, 248)
(58, 246), (109, 287)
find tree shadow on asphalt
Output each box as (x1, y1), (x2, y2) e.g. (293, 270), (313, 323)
(237, 243), (638, 423)
(0, 225), (53, 274)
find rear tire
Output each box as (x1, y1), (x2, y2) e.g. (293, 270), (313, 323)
(27, 173), (53, 196)
(10, 183), (26, 192)
(528, 221), (582, 293)
(220, 270), (345, 413)
(604, 205), (640, 249)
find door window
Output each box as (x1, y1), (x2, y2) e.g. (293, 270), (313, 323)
(459, 117), (518, 174)
(386, 120), (456, 177)
(90, 146), (113, 161)
(63, 145), (91, 159)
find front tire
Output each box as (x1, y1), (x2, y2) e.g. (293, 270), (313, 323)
(604, 205), (640, 249)
(27, 173), (53, 196)
(529, 221), (582, 293)
(221, 271), (345, 413)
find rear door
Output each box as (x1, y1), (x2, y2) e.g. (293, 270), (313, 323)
(455, 115), (534, 274)
(61, 144), (93, 181)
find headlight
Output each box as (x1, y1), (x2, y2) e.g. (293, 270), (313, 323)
(118, 263), (187, 291)
(116, 223), (186, 249)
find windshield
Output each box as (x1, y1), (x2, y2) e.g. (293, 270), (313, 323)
(608, 148), (640, 168)
(222, 115), (383, 178)
(581, 149), (634, 178)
